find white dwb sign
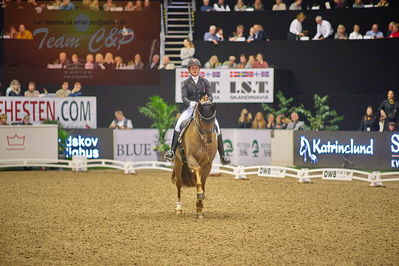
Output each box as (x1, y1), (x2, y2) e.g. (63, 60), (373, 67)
(0, 125), (58, 160)
(175, 68), (274, 103)
(0, 97), (97, 128)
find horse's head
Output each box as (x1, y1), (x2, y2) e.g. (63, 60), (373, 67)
(197, 98), (216, 124)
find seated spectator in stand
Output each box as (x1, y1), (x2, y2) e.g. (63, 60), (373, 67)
(359, 106), (378, 131)
(288, 13), (306, 40)
(245, 55), (256, 68)
(275, 114), (287, 129)
(90, 0), (99, 10)
(238, 108), (253, 128)
(272, 0), (287, 10)
(364, 24), (384, 39)
(252, 112), (266, 129)
(246, 27), (256, 43)
(237, 54), (248, 68)
(229, 25), (246, 42)
(6, 25), (18, 39)
(67, 54), (83, 69)
(223, 56), (237, 68)
(388, 23), (399, 38)
(201, 0), (213, 11)
(289, 0), (302, 10)
(103, 53), (115, 69)
(142, 0), (151, 11)
(0, 114), (9, 126)
(376, 0), (389, 7)
(55, 82), (71, 97)
(60, 0), (75, 10)
(54, 52), (69, 69)
(69, 82), (83, 97)
(386, 21), (395, 37)
(205, 55), (221, 69)
(13, 115), (32, 125)
(216, 28), (225, 41)
(266, 114), (276, 129)
(95, 53), (106, 70)
(312, 16), (333, 40)
(158, 55), (175, 70)
(334, 0), (347, 8)
(124, 1), (134, 10)
(81, 0), (91, 9)
(334, 25), (348, 40)
(114, 56), (124, 69)
(131, 54), (144, 69)
(133, 0), (143, 11)
(147, 54), (160, 70)
(6, 80), (21, 96)
(9, 83), (22, 96)
(213, 0), (231, 11)
(204, 25), (218, 44)
(352, 0), (365, 7)
(234, 0), (247, 11)
(180, 39), (195, 67)
(253, 0), (264, 11)
(47, 0), (62, 10)
(252, 53), (269, 68)
(254, 24), (269, 41)
(24, 81), (40, 97)
(388, 122), (397, 131)
(286, 112), (305, 130)
(109, 110), (133, 129)
(103, 0), (116, 10)
(85, 54), (95, 69)
(349, 24), (363, 39)
(16, 24), (33, 40)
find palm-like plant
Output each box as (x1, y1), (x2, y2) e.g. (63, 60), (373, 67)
(138, 96), (178, 152)
(41, 119), (70, 155)
(262, 90), (303, 117)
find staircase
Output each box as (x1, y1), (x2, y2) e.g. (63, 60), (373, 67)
(162, 0), (195, 67)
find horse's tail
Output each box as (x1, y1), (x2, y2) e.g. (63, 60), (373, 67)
(181, 163), (196, 187)
(171, 168), (176, 184)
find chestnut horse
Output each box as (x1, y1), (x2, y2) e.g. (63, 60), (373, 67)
(171, 96), (218, 218)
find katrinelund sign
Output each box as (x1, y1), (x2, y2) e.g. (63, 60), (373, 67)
(0, 97), (97, 129)
(175, 68), (274, 103)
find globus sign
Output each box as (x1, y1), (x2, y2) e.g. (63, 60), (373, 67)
(0, 97), (97, 128)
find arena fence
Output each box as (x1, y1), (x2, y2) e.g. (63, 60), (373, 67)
(1, 157), (399, 187)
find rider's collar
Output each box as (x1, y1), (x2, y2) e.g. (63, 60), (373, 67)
(191, 75), (199, 84)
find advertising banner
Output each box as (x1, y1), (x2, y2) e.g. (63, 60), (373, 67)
(0, 125), (58, 160)
(294, 131), (399, 170)
(0, 97), (97, 128)
(66, 128), (113, 159)
(175, 68), (274, 103)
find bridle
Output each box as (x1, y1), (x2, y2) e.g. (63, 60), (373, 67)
(194, 104), (216, 143)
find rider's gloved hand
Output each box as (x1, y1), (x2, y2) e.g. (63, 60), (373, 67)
(190, 101), (198, 108)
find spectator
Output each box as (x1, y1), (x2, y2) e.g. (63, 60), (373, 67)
(124, 1), (134, 10)
(334, 25), (348, 40)
(253, 0), (264, 11)
(252, 53), (269, 68)
(388, 23), (399, 38)
(376, 0), (389, 7)
(114, 56), (124, 69)
(103, 0), (115, 10)
(54, 52), (69, 69)
(180, 39), (195, 67)
(147, 54), (160, 70)
(24, 81), (40, 97)
(55, 82), (70, 97)
(388, 122), (397, 131)
(16, 24), (33, 40)
(131, 54), (144, 69)
(201, 0), (213, 11)
(95, 53), (106, 70)
(6, 25), (18, 39)
(204, 25), (218, 44)
(67, 54), (83, 69)
(234, 0), (247, 11)
(289, 0), (302, 10)
(246, 27), (256, 43)
(386, 21), (395, 37)
(252, 112), (266, 129)
(236, 54), (248, 68)
(266, 113), (276, 129)
(359, 106), (378, 131)
(21, 115), (32, 125)
(334, 0), (347, 8)
(69, 82), (83, 97)
(216, 28), (225, 41)
(313, 16), (333, 40)
(272, 0), (287, 10)
(104, 53), (115, 69)
(254, 24), (269, 41)
(90, 0), (99, 10)
(142, 0), (151, 11)
(275, 114), (287, 129)
(133, 0), (143, 11)
(379, 90), (398, 131)
(238, 108), (252, 128)
(213, 0), (231, 11)
(159, 55), (175, 70)
(109, 110), (133, 129)
(364, 24), (384, 39)
(47, 0), (62, 10)
(0, 114), (9, 126)
(349, 24), (363, 40)
(205, 55), (221, 69)
(245, 55), (256, 68)
(6, 80), (21, 96)
(85, 54), (95, 69)
(229, 25), (246, 42)
(352, 0), (364, 7)
(60, 0), (75, 10)
(286, 112), (305, 130)
(288, 13), (306, 40)
(81, 0), (91, 9)
(223, 56), (237, 68)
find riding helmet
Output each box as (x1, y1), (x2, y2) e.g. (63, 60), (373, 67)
(187, 58), (201, 69)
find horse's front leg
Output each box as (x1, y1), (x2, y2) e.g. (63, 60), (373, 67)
(192, 165), (205, 200)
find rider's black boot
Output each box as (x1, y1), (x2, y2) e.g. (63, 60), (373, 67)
(217, 134), (231, 165)
(164, 130), (179, 161)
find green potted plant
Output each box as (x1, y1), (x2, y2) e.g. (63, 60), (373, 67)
(138, 96), (178, 160)
(42, 119), (70, 159)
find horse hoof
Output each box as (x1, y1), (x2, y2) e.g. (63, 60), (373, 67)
(197, 193), (205, 200)
(197, 213), (204, 219)
(176, 210), (182, 215)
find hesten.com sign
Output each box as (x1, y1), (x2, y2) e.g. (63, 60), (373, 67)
(294, 131), (399, 170)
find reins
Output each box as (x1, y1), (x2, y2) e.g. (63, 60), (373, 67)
(193, 104), (216, 143)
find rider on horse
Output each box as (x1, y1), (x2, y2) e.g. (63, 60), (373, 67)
(164, 58), (231, 165)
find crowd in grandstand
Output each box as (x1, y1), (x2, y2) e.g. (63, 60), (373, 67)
(4, 79), (84, 97)
(201, 53), (269, 69)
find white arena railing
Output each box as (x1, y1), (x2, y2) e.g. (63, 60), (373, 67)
(1, 157), (399, 187)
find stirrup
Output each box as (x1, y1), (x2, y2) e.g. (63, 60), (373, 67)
(220, 155), (231, 165)
(164, 150), (174, 161)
